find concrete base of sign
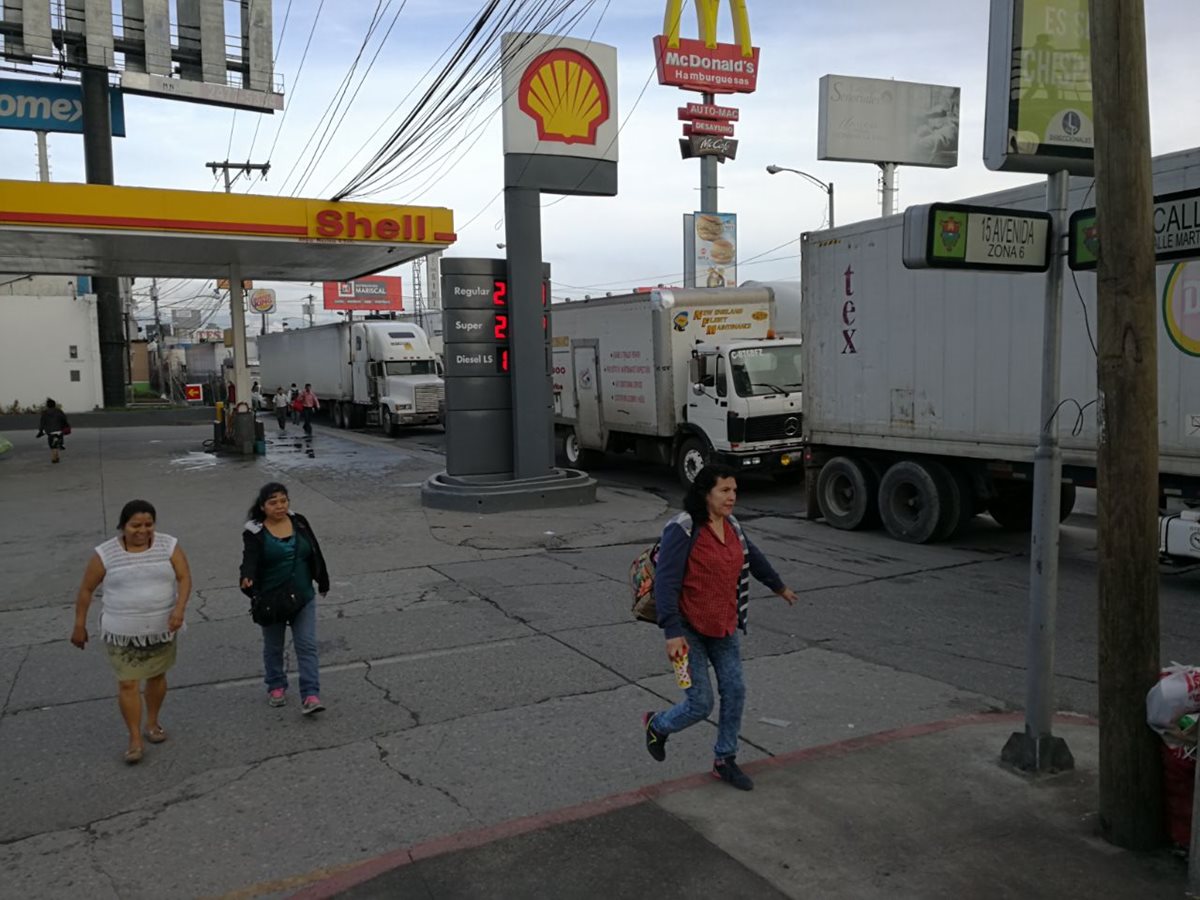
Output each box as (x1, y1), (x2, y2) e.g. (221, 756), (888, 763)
(420, 468), (597, 513)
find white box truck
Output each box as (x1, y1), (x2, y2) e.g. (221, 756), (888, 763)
(259, 320), (444, 434)
(552, 286), (804, 485)
(801, 146), (1200, 553)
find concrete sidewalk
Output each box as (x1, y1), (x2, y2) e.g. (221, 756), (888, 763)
(298, 717), (1183, 900)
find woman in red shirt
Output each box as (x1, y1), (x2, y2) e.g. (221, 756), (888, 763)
(644, 464), (798, 790)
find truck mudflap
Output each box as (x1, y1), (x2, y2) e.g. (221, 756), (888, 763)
(711, 447), (803, 475)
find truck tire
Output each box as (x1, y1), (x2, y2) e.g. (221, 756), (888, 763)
(676, 435), (708, 487)
(815, 456), (878, 530)
(988, 481), (1034, 531)
(557, 428), (600, 469)
(878, 459), (947, 544)
(926, 460), (966, 542)
(1059, 483), (1077, 521)
(381, 406), (399, 438)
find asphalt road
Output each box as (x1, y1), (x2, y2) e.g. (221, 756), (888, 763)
(2, 417), (1197, 898)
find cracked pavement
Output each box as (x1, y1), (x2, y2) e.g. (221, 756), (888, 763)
(2, 422), (1199, 897)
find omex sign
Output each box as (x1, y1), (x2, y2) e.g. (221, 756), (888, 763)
(654, 0), (760, 94)
(0, 78), (126, 136)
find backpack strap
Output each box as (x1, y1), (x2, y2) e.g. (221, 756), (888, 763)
(728, 515), (751, 633)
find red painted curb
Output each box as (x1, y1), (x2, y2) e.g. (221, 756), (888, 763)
(287, 711), (1094, 899)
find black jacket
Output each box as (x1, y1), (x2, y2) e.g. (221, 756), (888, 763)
(239, 512), (330, 597)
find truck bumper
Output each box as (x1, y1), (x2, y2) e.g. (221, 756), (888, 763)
(711, 447), (803, 475)
(397, 413), (442, 426)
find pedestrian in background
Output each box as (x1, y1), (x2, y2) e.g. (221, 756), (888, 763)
(643, 464), (798, 791)
(71, 500), (192, 764)
(36, 397), (70, 464)
(251, 381), (263, 412)
(272, 386), (289, 432)
(289, 384), (301, 425)
(239, 482), (329, 715)
(299, 383), (320, 434)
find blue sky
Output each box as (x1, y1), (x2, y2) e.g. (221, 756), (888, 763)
(2, 0), (1199, 328)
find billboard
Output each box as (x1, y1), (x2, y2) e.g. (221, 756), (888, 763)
(984, 0), (1094, 175)
(684, 212), (737, 288)
(501, 33), (619, 163)
(0, 78), (126, 136)
(654, 0), (760, 94)
(817, 75), (960, 168)
(322, 277), (404, 311)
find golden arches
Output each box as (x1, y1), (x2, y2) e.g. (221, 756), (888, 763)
(662, 0), (753, 57)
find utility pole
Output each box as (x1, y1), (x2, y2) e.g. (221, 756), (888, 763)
(1090, 0), (1163, 850)
(151, 278), (169, 399)
(303, 294), (315, 328)
(205, 160), (270, 193)
(698, 91), (718, 213)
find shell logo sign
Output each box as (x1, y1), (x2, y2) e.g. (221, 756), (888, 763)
(501, 33), (619, 164)
(518, 49), (610, 145)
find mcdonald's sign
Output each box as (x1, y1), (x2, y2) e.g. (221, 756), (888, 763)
(654, 0), (760, 94)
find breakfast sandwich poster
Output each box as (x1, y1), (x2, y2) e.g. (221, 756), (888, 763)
(691, 212), (738, 288)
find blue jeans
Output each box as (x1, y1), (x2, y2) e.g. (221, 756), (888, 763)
(260, 596), (320, 697)
(652, 626), (745, 760)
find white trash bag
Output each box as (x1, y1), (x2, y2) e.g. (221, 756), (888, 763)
(1146, 664), (1200, 733)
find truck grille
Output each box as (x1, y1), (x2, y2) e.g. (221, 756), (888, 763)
(415, 384), (444, 414)
(744, 413), (803, 443)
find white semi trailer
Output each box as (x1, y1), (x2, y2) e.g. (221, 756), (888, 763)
(800, 146), (1200, 560)
(259, 320), (443, 434)
(552, 286), (805, 485)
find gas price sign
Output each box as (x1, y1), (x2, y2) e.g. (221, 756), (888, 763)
(440, 257), (552, 478)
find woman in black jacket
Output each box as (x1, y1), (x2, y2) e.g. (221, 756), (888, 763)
(239, 482), (330, 715)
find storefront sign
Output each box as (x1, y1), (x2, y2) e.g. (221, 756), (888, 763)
(679, 135), (738, 161)
(678, 103), (739, 121)
(684, 120), (735, 137)
(248, 289), (276, 313)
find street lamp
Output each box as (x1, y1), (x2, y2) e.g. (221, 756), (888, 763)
(766, 164), (835, 228)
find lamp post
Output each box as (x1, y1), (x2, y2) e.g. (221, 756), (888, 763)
(766, 164), (835, 228)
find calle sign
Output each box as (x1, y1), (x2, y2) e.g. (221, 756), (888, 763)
(1068, 187), (1200, 271)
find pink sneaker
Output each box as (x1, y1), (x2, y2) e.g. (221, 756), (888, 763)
(268, 688), (286, 707)
(301, 695), (325, 716)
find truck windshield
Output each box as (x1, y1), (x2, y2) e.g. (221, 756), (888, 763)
(384, 360), (436, 376)
(728, 346), (803, 397)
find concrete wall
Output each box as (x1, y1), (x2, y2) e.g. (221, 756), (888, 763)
(0, 278), (105, 413)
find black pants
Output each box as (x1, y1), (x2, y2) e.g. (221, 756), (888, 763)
(275, 408), (287, 429)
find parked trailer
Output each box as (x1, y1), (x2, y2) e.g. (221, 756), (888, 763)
(258, 321), (444, 434)
(801, 146), (1200, 555)
(553, 286), (804, 485)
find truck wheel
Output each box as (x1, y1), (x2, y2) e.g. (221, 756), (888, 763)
(558, 428), (600, 469)
(925, 460), (965, 542)
(988, 481), (1034, 531)
(815, 456), (878, 530)
(1059, 483), (1077, 521)
(381, 406), (398, 438)
(878, 460), (946, 544)
(676, 436), (708, 486)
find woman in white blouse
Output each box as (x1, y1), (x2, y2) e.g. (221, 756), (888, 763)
(71, 500), (192, 764)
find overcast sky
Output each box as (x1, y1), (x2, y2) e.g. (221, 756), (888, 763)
(2, 0), (1198, 329)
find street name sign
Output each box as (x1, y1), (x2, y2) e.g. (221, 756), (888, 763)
(903, 203), (1052, 272)
(1068, 187), (1200, 271)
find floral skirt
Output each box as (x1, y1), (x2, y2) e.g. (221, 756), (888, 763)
(105, 638), (177, 681)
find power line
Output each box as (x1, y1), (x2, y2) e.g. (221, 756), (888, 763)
(264, 0), (327, 168)
(246, 0), (295, 162)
